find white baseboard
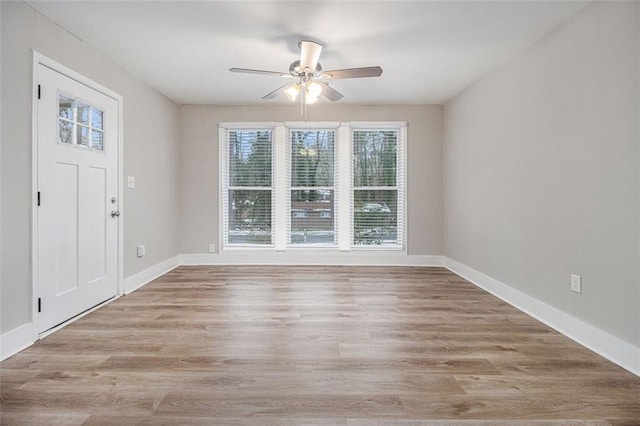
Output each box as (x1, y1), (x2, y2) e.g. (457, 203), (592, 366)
(445, 257), (640, 377)
(123, 255), (180, 294)
(1, 322), (35, 361)
(180, 252), (444, 267)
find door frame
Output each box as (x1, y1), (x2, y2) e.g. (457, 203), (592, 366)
(31, 51), (124, 338)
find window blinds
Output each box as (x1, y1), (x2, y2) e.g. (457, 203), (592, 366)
(288, 129), (337, 246)
(223, 129), (274, 246)
(220, 123), (405, 251)
(352, 129), (403, 247)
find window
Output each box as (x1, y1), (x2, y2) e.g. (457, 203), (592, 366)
(352, 129), (403, 247)
(289, 129), (336, 246)
(58, 93), (104, 151)
(220, 122), (405, 251)
(222, 129), (273, 246)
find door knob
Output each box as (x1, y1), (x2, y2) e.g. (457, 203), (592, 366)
(111, 210), (121, 218)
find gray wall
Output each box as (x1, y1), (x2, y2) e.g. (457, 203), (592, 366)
(0, 1), (4, 333)
(180, 104), (443, 256)
(0, 2), (181, 334)
(443, 1), (640, 346)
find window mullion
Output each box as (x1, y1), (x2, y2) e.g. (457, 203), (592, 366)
(274, 124), (288, 251)
(337, 123), (351, 251)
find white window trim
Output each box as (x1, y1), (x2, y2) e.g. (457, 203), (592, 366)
(219, 122), (278, 129)
(219, 121), (407, 253)
(285, 121), (341, 129)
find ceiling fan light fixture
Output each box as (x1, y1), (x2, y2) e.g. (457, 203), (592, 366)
(285, 84), (300, 101)
(305, 95), (319, 105)
(307, 82), (322, 99)
(300, 81), (322, 104)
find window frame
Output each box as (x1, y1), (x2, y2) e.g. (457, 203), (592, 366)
(220, 124), (276, 249)
(219, 121), (406, 253)
(287, 127), (338, 248)
(350, 124), (406, 250)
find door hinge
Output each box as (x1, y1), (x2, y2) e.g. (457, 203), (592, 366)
(38, 297), (42, 313)
(37, 84), (41, 100)
(37, 191), (41, 206)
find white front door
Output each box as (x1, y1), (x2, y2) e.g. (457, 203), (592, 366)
(36, 63), (120, 333)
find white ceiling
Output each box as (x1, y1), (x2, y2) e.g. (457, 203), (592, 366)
(28, 1), (589, 105)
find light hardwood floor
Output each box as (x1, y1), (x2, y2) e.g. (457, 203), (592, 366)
(1, 266), (639, 425)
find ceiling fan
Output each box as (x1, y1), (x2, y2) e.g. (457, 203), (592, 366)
(230, 40), (383, 115)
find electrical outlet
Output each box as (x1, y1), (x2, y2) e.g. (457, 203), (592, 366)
(127, 176), (135, 189)
(137, 244), (146, 258)
(570, 274), (582, 293)
(208, 243), (216, 253)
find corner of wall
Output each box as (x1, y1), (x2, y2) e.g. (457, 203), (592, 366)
(636, 0), (640, 368)
(123, 255), (180, 294)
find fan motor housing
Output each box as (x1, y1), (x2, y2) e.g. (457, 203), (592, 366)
(289, 60), (322, 77)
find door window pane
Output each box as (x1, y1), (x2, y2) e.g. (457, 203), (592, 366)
(91, 130), (104, 150)
(59, 95), (74, 120)
(59, 120), (73, 144)
(77, 125), (90, 147)
(77, 103), (90, 125)
(91, 109), (103, 130)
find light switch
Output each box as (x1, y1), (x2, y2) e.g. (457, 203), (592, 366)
(127, 176), (135, 189)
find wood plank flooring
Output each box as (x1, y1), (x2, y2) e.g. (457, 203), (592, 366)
(1, 266), (639, 425)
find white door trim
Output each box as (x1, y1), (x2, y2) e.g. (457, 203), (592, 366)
(31, 51), (124, 339)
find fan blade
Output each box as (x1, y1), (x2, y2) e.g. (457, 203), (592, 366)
(299, 40), (323, 72)
(229, 68), (292, 78)
(320, 66), (383, 79)
(316, 81), (344, 101)
(262, 83), (295, 100)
